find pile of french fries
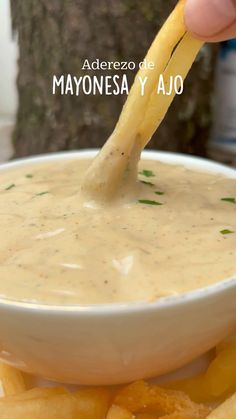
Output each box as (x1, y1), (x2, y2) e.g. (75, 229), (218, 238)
(0, 336), (235, 418)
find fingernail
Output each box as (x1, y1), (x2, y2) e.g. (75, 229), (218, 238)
(185, 0), (236, 38)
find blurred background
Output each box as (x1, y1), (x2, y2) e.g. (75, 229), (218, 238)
(0, 0), (235, 165)
(0, 0), (18, 162)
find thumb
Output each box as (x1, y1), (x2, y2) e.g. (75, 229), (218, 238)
(185, 0), (236, 42)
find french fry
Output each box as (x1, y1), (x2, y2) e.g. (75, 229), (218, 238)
(206, 393), (236, 419)
(112, 0), (187, 143)
(139, 32), (203, 147)
(0, 393), (79, 419)
(2, 386), (68, 401)
(161, 415), (204, 419)
(82, 0), (204, 200)
(204, 345), (236, 398)
(0, 388), (110, 419)
(74, 387), (111, 419)
(164, 374), (211, 404)
(106, 404), (133, 419)
(0, 363), (26, 396)
(166, 338), (236, 403)
(114, 381), (211, 418)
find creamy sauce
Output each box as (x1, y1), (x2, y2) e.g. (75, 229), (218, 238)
(0, 158), (235, 305)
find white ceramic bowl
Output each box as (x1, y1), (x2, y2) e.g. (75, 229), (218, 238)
(0, 150), (235, 385)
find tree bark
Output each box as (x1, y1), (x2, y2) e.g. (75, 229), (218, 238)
(11, 0), (217, 158)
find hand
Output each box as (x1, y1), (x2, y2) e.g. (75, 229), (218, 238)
(185, 0), (236, 42)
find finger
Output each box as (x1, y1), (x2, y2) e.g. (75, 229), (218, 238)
(185, 0), (236, 42)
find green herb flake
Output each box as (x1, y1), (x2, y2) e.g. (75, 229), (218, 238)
(5, 184), (15, 191)
(35, 191), (49, 196)
(155, 191), (164, 195)
(220, 229), (234, 235)
(221, 197), (236, 204)
(139, 169), (155, 178)
(25, 174), (33, 178)
(140, 180), (154, 186)
(138, 199), (163, 206)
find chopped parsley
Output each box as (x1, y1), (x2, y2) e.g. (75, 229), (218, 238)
(138, 199), (163, 206)
(25, 174), (33, 178)
(139, 169), (155, 178)
(35, 191), (49, 196)
(220, 229), (234, 235)
(221, 197), (236, 204)
(5, 184), (15, 191)
(155, 191), (164, 195)
(140, 180), (154, 186)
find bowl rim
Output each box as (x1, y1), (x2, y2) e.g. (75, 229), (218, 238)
(0, 149), (236, 314)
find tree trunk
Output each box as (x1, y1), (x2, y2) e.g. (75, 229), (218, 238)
(11, 0), (218, 158)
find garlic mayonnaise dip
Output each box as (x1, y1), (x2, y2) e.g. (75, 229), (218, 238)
(0, 158), (235, 304)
